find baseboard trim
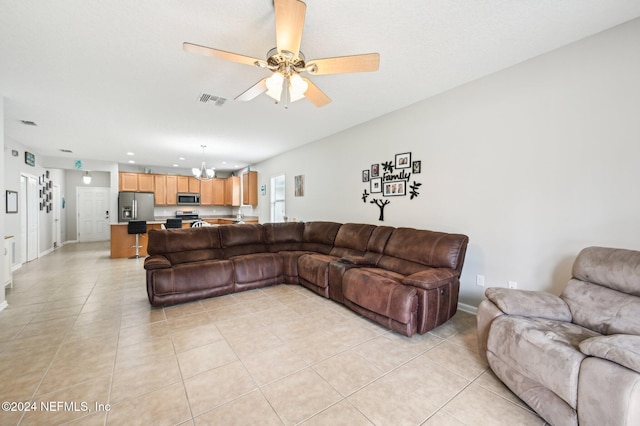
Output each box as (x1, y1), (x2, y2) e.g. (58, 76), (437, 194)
(457, 302), (477, 315)
(64, 240), (79, 245)
(0, 300), (8, 312)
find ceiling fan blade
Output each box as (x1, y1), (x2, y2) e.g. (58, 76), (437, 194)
(302, 78), (331, 107)
(274, 0), (306, 57)
(235, 78), (268, 101)
(183, 42), (264, 67)
(307, 53), (380, 75)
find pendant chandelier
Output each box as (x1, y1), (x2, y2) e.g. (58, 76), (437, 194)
(192, 145), (214, 181)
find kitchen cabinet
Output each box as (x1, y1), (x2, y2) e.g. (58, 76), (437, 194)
(153, 175), (167, 205)
(200, 179), (214, 205)
(118, 172), (154, 192)
(165, 175), (177, 205)
(188, 177), (201, 193)
(213, 178), (225, 206)
(119, 172), (139, 191)
(242, 171), (258, 206)
(225, 176), (240, 206)
(177, 176), (189, 193)
(138, 174), (154, 192)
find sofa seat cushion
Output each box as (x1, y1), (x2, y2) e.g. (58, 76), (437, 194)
(151, 260), (234, 296)
(487, 315), (600, 408)
(298, 253), (339, 288)
(342, 269), (418, 324)
(230, 252), (283, 284)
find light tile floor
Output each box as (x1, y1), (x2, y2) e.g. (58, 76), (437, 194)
(0, 242), (547, 425)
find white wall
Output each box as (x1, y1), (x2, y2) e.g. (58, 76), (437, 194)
(254, 18), (640, 308)
(0, 96), (6, 309)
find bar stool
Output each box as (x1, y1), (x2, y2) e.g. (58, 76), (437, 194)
(127, 220), (147, 258)
(165, 218), (183, 229)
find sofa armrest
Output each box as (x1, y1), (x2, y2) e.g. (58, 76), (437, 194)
(484, 287), (572, 321)
(340, 255), (374, 266)
(144, 255), (172, 270)
(580, 335), (640, 374)
(403, 268), (457, 290)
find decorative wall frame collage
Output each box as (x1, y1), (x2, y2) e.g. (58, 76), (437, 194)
(39, 170), (53, 213)
(361, 151), (423, 221)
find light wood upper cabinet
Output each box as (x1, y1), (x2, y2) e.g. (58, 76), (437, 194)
(242, 171), (258, 206)
(213, 178), (225, 206)
(188, 177), (201, 193)
(166, 175), (177, 205)
(200, 179), (214, 205)
(153, 175), (166, 205)
(177, 176), (189, 193)
(119, 172), (139, 191)
(137, 174), (154, 192)
(225, 176), (240, 207)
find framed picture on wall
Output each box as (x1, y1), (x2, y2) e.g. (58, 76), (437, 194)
(294, 175), (304, 197)
(370, 177), (382, 193)
(395, 152), (411, 169)
(371, 164), (380, 177)
(412, 160), (421, 174)
(383, 181), (406, 196)
(362, 169), (370, 182)
(6, 190), (18, 213)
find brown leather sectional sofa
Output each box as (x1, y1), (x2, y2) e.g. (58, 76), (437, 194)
(144, 221), (469, 336)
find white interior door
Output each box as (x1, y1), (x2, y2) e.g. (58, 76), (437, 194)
(77, 187), (110, 242)
(52, 185), (61, 248)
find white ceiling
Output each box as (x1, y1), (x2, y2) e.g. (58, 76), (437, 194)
(2, 0), (640, 172)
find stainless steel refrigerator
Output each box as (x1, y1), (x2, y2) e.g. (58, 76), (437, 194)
(118, 192), (155, 222)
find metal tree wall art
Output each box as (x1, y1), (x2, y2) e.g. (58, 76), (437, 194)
(361, 152), (422, 221)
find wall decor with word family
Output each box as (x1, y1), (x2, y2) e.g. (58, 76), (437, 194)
(361, 152), (422, 221)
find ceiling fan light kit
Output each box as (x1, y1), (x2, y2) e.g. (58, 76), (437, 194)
(183, 0), (379, 108)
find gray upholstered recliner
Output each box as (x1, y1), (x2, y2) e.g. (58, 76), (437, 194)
(477, 246), (640, 426)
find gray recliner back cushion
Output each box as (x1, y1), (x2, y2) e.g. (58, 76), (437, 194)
(561, 279), (640, 335)
(572, 246), (640, 297)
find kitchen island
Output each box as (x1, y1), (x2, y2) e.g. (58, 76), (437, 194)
(110, 217), (258, 258)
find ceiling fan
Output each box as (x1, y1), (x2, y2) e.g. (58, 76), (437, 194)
(183, 0), (380, 108)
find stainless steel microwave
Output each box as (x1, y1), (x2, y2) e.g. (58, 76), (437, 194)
(177, 193), (201, 206)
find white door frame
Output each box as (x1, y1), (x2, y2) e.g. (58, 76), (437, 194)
(20, 173), (40, 263)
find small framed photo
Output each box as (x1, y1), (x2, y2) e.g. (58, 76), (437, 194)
(383, 181), (406, 196)
(294, 175), (304, 197)
(412, 161), (421, 174)
(362, 169), (370, 182)
(6, 190), (18, 213)
(395, 152), (411, 169)
(370, 177), (382, 193)
(48, 181), (52, 189)
(45, 170), (50, 179)
(371, 164), (380, 178)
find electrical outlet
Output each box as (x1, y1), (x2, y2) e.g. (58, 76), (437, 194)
(508, 281), (518, 289)
(476, 274), (485, 287)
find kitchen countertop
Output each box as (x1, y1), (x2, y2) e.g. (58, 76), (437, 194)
(111, 216), (258, 225)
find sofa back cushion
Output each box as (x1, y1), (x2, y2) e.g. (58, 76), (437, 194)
(330, 223), (376, 258)
(263, 222), (305, 252)
(219, 224), (269, 257)
(562, 246), (640, 335)
(147, 227), (224, 265)
(301, 221), (342, 254)
(571, 246), (640, 297)
(377, 228), (469, 276)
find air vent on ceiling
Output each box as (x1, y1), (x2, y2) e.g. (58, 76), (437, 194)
(198, 93), (227, 107)
(20, 120), (38, 126)
(59, 149), (73, 153)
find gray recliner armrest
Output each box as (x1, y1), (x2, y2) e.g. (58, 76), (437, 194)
(485, 287), (572, 321)
(580, 335), (640, 374)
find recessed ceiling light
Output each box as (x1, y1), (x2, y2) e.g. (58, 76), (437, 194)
(179, 157), (185, 161)
(172, 164), (179, 167)
(222, 161), (227, 165)
(127, 152), (135, 156)
(128, 160), (135, 164)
